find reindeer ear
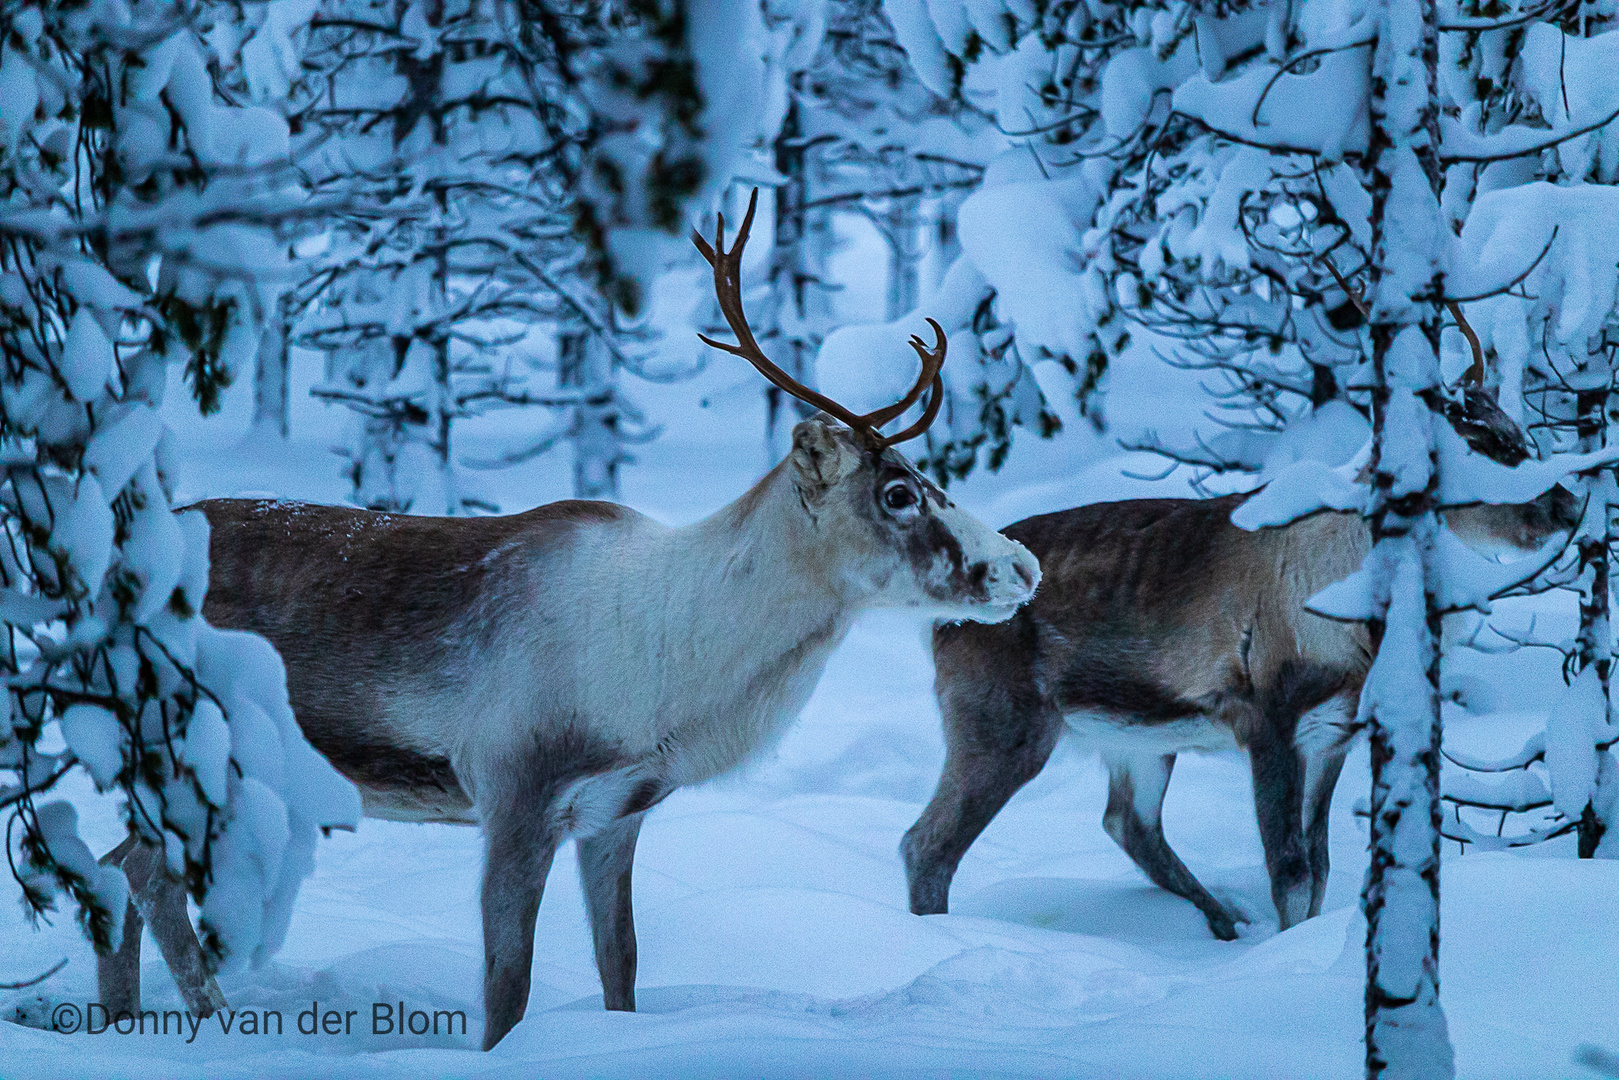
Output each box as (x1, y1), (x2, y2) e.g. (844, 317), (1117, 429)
(790, 418), (861, 498)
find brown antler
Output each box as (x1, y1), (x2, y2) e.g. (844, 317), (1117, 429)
(692, 189), (947, 451)
(1322, 253), (1488, 388)
(1446, 300), (1486, 387)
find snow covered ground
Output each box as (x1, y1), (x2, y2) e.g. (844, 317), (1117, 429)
(2, 345), (1617, 1079)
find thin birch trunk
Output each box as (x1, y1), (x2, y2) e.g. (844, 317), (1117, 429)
(927, 188), (963, 298)
(1576, 382), (1617, 857)
(558, 317), (620, 500)
(425, 0), (456, 516)
(767, 99), (815, 461)
(252, 294), (291, 439)
(884, 191), (921, 321)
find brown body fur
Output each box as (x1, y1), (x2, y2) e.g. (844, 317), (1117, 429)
(1001, 496), (1371, 740)
(197, 497), (626, 823)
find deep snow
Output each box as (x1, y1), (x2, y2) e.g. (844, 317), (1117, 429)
(2, 344), (1616, 1079)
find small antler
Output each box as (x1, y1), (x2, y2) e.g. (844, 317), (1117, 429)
(1446, 300), (1486, 387)
(1322, 254), (1488, 388)
(692, 189), (946, 451)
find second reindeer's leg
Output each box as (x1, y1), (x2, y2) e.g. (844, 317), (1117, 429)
(1102, 753), (1244, 941)
(1302, 742), (1349, 920)
(1248, 727), (1311, 931)
(1296, 694), (1357, 919)
(903, 630), (1059, 916)
(577, 812), (645, 1012)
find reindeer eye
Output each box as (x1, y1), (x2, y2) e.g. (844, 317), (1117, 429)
(882, 481), (918, 513)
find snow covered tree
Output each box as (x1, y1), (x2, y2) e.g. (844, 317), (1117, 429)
(293, 0), (576, 513)
(250, 295), (292, 440)
(1160, 3), (1461, 1070)
(0, 0), (358, 976)
(1426, 13), (1619, 861)
(1355, 4), (1454, 1071)
(765, 0), (1063, 483)
(888, 0), (1619, 1074)
(1437, 196), (1619, 858)
(293, 0), (766, 507)
(889, 0), (1182, 432)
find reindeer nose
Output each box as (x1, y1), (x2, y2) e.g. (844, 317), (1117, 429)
(974, 546), (1040, 603)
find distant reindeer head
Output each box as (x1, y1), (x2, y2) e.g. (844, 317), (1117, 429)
(694, 191), (1040, 622)
(1425, 329), (1580, 553)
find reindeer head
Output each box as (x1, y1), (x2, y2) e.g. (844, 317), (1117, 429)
(694, 192), (1040, 623)
(1425, 384), (1580, 553)
(781, 416), (1040, 620)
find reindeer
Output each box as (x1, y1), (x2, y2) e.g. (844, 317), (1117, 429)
(96, 191), (1040, 1049)
(901, 384), (1577, 941)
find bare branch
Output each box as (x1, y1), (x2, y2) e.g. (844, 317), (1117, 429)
(0, 957), (67, 990)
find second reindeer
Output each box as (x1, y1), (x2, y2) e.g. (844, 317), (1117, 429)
(902, 384), (1576, 940)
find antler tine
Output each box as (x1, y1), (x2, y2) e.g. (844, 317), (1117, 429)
(876, 372), (945, 448)
(692, 189), (881, 443)
(1322, 250), (1488, 391)
(1446, 299), (1487, 388)
(691, 189), (949, 451)
(863, 317), (948, 431)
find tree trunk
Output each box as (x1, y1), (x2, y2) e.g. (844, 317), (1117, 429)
(884, 191), (921, 321)
(1361, 0), (1454, 1076)
(251, 294), (291, 438)
(766, 99), (813, 461)
(425, 0), (456, 516)
(559, 319), (620, 501)
(1575, 384), (1617, 857)
(927, 188), (964, 298)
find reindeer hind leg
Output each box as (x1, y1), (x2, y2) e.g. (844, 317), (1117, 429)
(96, 836), (226, 1018)
(95, 837), (142, 1017)
(1248, 730), (1311, 931)
(577, 812), (644, 1012)
(1298, 696), (1356, 919)
(1103, 753), (1244, 941)
(1252, 666), (1355, 931)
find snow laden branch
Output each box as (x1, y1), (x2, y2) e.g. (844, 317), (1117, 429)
(825, 0), (1167, 472)
(0, 0), (357, 975)
(1438, 180), (1619, 858)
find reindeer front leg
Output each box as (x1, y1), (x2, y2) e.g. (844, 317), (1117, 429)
(479, 807), (559, 1050)
(904, 640), (1060, 916)
(576, 812), (644, 1011)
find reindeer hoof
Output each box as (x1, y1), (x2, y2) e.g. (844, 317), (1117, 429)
(1205, 905), (1247, 941)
